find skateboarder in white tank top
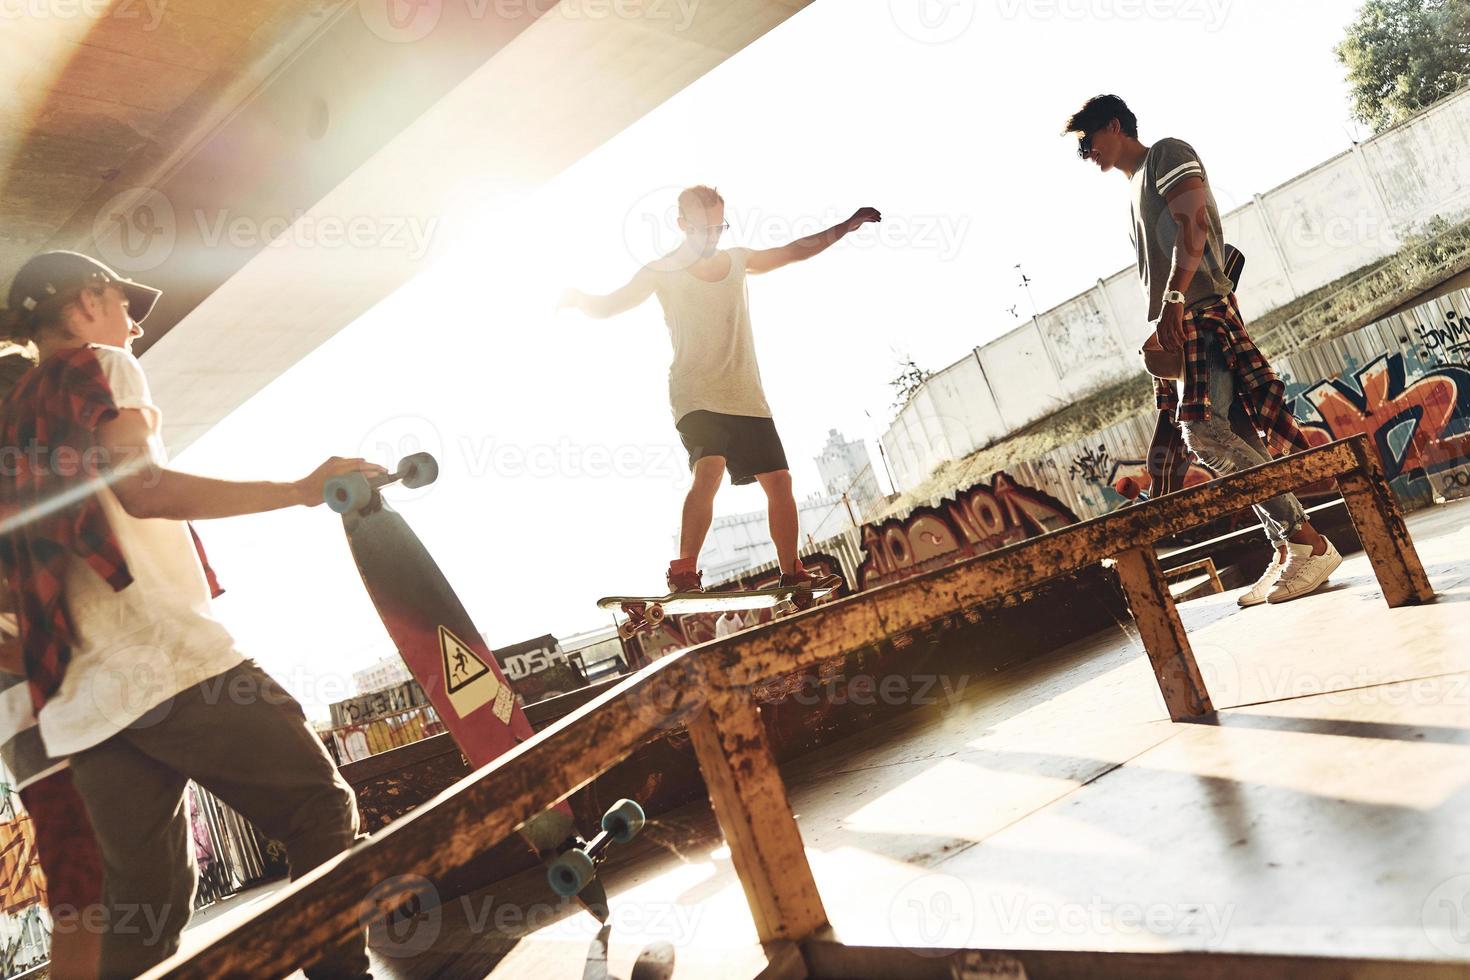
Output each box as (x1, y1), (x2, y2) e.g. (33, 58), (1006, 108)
(562, 186), (879, 597)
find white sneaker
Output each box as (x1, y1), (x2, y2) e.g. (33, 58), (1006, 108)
(1267, 538), (1342, 604)
(1238, 550), (1287, 607)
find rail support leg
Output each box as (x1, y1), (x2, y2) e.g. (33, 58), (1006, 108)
(1339, 441), (1435, 607)
(1114, 546), (1214, 720)
(688, 688), (829, 945)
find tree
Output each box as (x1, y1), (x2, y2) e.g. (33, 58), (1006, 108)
(889, 353), (932, 410)
(1337, 0), (1470, 132)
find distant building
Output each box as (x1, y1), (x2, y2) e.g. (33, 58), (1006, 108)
(814, 428), (883, 518)
(353, 656), (412, 696)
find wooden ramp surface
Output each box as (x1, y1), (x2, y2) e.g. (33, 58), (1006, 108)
(183, 499), (1470, 978)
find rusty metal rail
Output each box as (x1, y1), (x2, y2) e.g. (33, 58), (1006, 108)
(147, 434), (1432, 978)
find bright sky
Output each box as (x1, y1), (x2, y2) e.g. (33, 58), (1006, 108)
(174, 0), (1368, 719)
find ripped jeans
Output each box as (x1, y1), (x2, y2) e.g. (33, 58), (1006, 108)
(1177, 333), (1306, 546)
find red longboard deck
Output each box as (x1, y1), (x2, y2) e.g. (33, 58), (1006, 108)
(343, 499), (533, 762)
(338, 495), (612, 917)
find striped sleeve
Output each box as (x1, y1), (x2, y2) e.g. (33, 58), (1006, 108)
(1154, 139), (1205, 196)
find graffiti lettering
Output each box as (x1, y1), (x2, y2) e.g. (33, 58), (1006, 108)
(1292, 352), (1470, 483)
(1416, 309), (1470, 363)
(857, 472), (1077, 589)
(1068, 444), (1112, 484)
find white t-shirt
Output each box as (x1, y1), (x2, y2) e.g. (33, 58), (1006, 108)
(38, 346), (244, 757)
(0, 611), (66, 791)
(651, 248), (774, 422)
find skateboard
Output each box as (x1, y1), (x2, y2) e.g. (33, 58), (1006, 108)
(326, 453), (642, 916)
(598, 576), (842, 639)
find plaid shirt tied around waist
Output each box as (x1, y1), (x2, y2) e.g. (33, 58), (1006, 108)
(1153, 295), (1313, 458)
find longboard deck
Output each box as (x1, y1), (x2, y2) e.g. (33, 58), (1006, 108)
(597, 584), (838, 615)
(341, 497), (609, 916)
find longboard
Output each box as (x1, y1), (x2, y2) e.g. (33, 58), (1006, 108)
(327, 454), (641, 917)
(598, 579), (841, 638)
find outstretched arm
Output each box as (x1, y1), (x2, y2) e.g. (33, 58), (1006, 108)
(95, 409), (387, 521)
(746, 207), (881, 275)
(559, 267), (656, 320)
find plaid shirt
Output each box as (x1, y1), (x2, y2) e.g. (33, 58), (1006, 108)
(0, 346), (221, 710)
(1154, 295), (1313, 458)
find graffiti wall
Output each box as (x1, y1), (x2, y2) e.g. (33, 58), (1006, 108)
(1280, 286), (1470, 508)
(856, 473), (1078, 589)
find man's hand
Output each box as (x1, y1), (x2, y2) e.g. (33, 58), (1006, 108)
(845, 207), (882, 232)
(294, 457), (390, 508)
(1157, 301), (1186, 352)
(557, 288), (584, 314)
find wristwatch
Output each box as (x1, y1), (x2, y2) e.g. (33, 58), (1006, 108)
(1163, 289), (1187, 305)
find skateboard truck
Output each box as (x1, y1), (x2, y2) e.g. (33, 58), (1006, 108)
(324, 452), (439, 513)
(547, 798), (645, 897)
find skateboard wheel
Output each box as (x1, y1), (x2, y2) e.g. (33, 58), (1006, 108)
(325, 473), (372, 514)
(602, 798), (645, 845)
(548, 848), (595, 897)
(399, 452), (439, 489)
(646, 603), (666, 625)
(618, 620), (641, 641)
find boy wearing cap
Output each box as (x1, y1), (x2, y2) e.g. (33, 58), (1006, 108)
(0, 251), (384, 979)
(562, 186), (879, 599)
(1063, 95), (1341, 606)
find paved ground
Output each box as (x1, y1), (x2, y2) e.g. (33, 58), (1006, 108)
(185, 498), (1470, 978)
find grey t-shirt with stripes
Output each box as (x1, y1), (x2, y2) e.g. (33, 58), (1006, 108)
(1130, 137), (1236, 323)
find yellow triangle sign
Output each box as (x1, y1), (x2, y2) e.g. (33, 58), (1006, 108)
(439, 625), (500, 718)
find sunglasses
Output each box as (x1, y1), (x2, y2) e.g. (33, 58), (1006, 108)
(1077, 132), (1095, 160)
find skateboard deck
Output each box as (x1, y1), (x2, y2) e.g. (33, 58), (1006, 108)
(598, 578), (842, 638)
(329, 454), (627, 918)
(597, 583), (839, 616)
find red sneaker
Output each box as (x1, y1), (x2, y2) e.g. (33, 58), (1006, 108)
(777, 564), (841, 611)
(667, 563), (704, 595)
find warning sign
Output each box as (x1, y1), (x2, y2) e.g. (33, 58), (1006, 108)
(438, 625), (500, 718)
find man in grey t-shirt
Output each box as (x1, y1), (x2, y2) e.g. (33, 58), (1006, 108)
(562, 186), (879, 595)
(1063, 94), (1340, 607)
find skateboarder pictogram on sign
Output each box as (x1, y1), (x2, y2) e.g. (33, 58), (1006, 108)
(438, 625), (511, 722)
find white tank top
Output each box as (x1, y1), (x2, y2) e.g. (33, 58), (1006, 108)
(651, 247), (773, 422)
